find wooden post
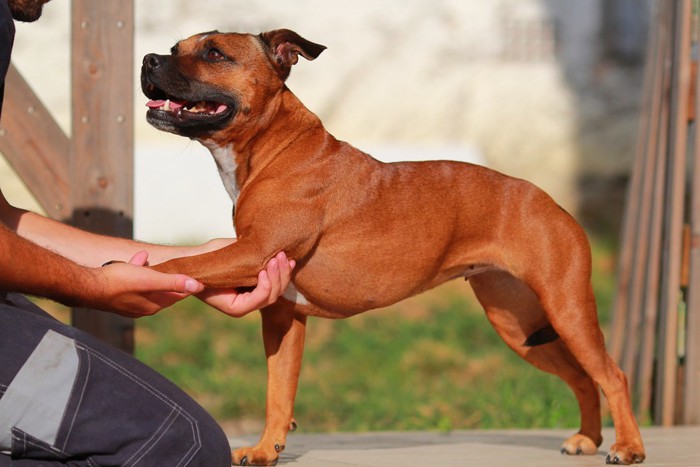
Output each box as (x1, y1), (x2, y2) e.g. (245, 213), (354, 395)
(685, 1), (700, 425)
(614, 0), (665, 391)
(609, 0), (674, 421)
(612, 0), (700, 426)
(654, 0), (691, 426)
(70, 0), (135, 352)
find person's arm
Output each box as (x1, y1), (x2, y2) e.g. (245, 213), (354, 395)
(0, 191), (294, 317)
(0, 220), (203, 315)
(0, 196), (214, 267)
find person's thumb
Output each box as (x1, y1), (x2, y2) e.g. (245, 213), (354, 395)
(171, 274), (204, 294)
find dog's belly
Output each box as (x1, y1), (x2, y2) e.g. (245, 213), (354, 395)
(289, 271), (457, 319)
(288, 248), (478, 318)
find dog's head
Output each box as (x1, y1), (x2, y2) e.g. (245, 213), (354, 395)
(141, 29), (326, 140)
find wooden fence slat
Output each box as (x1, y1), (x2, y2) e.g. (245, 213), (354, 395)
(69, 0), (135, 352)
(638, 0), (674, 419)
(638, 133), (668, 418)
(619, 2), (666, 387)
(608, 0), (668, 373)
(610, 124), (645, 364)
(684, 5), (700, 424)
(654, 0), (692, 427)
(0, 64), (71, 220)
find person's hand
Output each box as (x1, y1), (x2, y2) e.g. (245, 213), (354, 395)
(91, 250), (204, 317)
(196, 251), (296, 317)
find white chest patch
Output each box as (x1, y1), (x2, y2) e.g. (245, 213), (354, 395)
(203, 141), (240, 205)
(283, 283), (310, 306)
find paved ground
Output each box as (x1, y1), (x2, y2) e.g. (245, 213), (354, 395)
(228, 426), (700, 466)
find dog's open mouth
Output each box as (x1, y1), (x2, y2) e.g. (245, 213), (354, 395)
(142, 81), (236, 134)
(146, 97), (229, 119)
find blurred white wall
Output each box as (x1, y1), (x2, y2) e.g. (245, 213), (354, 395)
(1, 0), (643, 242)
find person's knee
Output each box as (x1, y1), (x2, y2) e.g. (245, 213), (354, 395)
(186, 412), (232, 467)
(138, 411), (231, 466)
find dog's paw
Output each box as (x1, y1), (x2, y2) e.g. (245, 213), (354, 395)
(560, 433), (600, 456)
(232, 446), (279, 466)
(605, 443), (645, 464)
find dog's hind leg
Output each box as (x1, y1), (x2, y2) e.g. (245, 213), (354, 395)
(502, 219), (645, 465)
(529, 274), (644, 464)
(470, 270), (603, 455)
(232, 301), (307, 466)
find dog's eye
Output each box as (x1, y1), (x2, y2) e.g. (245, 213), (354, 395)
(206, 48), (225, 61)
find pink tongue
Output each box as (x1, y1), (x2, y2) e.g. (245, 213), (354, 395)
(146, 99), (165, 108)
(145, 99), (187, 110)
(215, 104), (227, 113)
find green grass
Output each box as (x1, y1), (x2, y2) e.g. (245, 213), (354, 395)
(136, 236), (617, 434)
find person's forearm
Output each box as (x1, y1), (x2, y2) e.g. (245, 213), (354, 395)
(0, 222), (99, 304)
(5, 207), (197, 267)
(0, 222), (210, 316)
(0, 194), (291, 317)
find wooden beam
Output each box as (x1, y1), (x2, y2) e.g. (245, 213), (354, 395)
(654, 0), (691, 426)
(0, 64), (71, 220)
(684, 8), (700, 425)
(69, 0), (135, 352)
(617, 0), (665, 391)
(638, 0), (673, 420)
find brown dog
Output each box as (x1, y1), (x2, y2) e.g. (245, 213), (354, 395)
(141, 29), (645, 465)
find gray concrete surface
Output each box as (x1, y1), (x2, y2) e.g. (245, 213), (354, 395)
(228, 426), (700, 466)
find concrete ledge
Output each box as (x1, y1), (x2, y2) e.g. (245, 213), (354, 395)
(228, 426), (700, 466)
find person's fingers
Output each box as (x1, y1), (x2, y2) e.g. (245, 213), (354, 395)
(255, 269), (273, 299)
(128, 250), (150, 266)
(275, 251), (295, 292)
(265, 257), (282, 299)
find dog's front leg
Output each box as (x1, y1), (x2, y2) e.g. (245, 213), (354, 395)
(232, 301), (307, 466)
(151, 237), (272, 289)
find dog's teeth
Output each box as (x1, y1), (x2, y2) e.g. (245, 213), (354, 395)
(163, 100), (171, 111)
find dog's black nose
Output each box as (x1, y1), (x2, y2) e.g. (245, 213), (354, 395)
(143, 53), (163, 70)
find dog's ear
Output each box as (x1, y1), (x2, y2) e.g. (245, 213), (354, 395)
(259, 29), (326, 80)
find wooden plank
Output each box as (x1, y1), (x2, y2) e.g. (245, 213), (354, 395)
(681, 224), (691, 287)
(608, 0), (664, 366)
(618, 1), (666, 388)
(686, 202), (700, 424)
(0, 64), (71, 220)
(654, 0), (692, 427)
(638, 117), (668, 419)
(609, 65), (649, 366)
(638, 1), (673, 420)
(609, 138), (644, 363)
(69, 0), (135, 353)
(684, 5), (700, 424)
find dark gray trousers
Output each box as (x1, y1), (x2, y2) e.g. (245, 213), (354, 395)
(0, 293), (231, 466)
